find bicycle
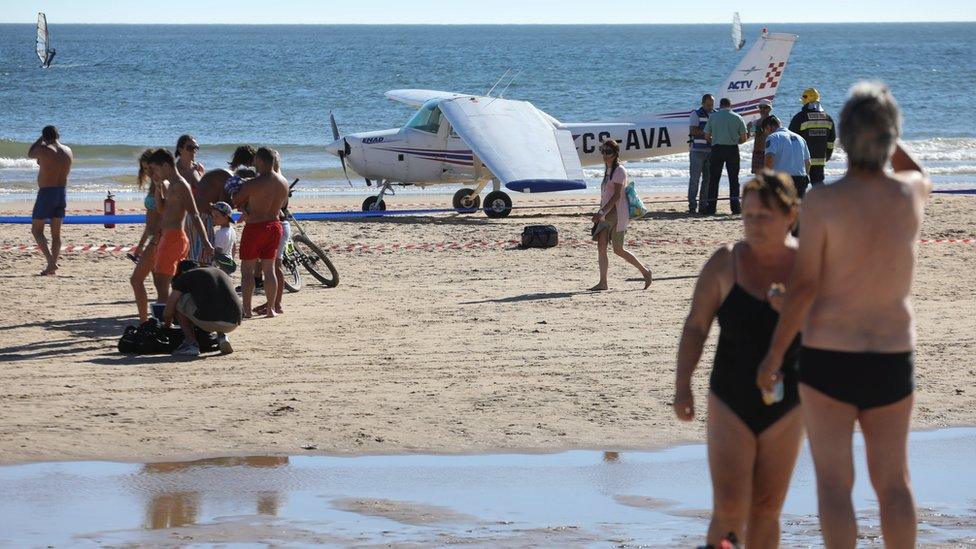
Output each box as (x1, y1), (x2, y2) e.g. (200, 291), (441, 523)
(280, 178), (339, 292)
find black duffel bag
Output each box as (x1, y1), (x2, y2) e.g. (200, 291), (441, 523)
(521, 225), (558, 248)
(118, 318), (219, 355)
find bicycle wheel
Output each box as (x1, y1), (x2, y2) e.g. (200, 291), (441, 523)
(293, 234), (339, 288)
(281, 250), (303, 293)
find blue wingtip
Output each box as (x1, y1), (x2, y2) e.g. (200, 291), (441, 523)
(505, 179), (587, 193)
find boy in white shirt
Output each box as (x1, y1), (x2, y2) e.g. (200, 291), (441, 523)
(210, 201), (237, 275)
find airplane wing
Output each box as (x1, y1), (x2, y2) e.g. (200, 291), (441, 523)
(384, 89), (474, 108)
(438, 96), (586, 192)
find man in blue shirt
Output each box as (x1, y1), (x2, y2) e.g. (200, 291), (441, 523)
(687, 94), (714, 214)
(762, 115), (812, 196)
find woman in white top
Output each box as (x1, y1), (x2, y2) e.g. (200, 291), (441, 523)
(590, 139), (652, 290)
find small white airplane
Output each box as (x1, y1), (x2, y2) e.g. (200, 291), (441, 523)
(325, 31), (797, 218)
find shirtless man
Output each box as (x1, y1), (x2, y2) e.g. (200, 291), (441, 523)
(147, 149), (214, 292)
(757, 82), (930, 549)
(28, 125), (72, 276)
(233, 147), (288, 319)
(175, 135), (209, 264)
(197, 145), (256, 206)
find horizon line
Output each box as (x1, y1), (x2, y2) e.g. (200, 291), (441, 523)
(2, 20), (975, 26)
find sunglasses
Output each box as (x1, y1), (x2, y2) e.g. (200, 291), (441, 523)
(184, 144), (199, 151)
(599, 148), (615, 155)
(759, 106), (771, 110)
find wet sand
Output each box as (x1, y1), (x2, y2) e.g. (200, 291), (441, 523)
(0, 193), (974, 465)
(0, 428), (973, 547)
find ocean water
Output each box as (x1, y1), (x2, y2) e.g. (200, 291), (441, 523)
(0, 23), (974, 199)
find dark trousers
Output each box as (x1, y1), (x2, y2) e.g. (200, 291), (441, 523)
(706, 145), (741, 214)
(809, 165), (825, 185)
(792, 175), (811, 198)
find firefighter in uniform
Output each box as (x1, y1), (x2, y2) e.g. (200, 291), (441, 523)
(789, 88), (836, 194)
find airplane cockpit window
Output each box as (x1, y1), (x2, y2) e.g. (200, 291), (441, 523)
(406, 100), (443, 133)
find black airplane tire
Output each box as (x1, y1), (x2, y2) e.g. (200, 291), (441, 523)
(483, 191), (512, 219)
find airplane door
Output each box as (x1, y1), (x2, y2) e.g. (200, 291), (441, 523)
(403, 103), (448, 182)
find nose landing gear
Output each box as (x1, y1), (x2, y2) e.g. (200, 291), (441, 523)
(362, 180), (394, 212)
(452, 188), (481, 214)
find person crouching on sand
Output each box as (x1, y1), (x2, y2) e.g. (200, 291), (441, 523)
(233, 147), (288, 318)
(757, 82), (931, 548)
(674, 171), (803, 548)
(130, 149), (168, 323)
(589, 139), (652, 291)
(162, 260), (241, 357)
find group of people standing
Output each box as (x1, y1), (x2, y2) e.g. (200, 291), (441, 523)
(128, 139), (293, 355)
(689, 88), (836, 214)
(74, 135), (289, 356)
(676, 82), (930, 548)
(27, 128), (293, 356)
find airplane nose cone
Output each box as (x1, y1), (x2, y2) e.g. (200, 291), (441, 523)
(325, 138), (345, 156)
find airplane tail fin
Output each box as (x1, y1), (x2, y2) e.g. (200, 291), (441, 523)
(716, 32), (797, 123)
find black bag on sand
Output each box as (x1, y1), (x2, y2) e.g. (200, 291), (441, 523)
(118, 318), (220, 355)
(521, 225), (558, 248)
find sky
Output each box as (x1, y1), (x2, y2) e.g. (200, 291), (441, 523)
(3, 0), (975, 24)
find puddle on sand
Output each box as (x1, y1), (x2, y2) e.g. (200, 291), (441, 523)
(0, 429), (974, 547)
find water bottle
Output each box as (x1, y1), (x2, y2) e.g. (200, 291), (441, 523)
(762, 379), (784, 406)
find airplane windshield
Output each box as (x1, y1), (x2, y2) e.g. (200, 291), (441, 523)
(406, 101), (442, 133)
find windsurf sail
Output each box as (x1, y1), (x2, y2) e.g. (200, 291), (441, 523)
(36, 13), (54, 68)
(732, 12), (746, 51)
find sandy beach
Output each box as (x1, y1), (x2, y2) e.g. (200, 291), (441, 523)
(0, 193), (974, 465)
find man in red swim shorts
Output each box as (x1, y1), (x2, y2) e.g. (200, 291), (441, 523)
(233, 147), (288, 318)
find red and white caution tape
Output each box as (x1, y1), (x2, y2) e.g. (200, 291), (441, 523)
(1, 243), (138, 253)
(0, 195), (689, 216)
(2, 237), (972, 256)
(322, 237), (976, 254)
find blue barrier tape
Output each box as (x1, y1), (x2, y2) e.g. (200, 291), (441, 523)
(0, 207), (463, 225)
(1, 189), (972, 225)
(932, 189), (976, 194)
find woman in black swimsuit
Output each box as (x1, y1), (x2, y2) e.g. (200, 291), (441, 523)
(673, 171), (803, 548)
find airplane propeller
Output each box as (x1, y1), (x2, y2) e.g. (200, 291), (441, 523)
(330, 111), (353, 187)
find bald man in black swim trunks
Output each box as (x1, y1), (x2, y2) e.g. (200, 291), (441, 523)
(758, 83), (930, 549)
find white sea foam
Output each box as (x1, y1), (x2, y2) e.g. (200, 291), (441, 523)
(584, 167), (689, 179)
(0, 157), (38, 169)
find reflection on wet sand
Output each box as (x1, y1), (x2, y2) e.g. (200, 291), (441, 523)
(142, 456), (288, 530)
(1, 430), (973, 547)
(147, 491), (199, 529)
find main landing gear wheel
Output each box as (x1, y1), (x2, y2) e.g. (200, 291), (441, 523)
(362, 196), (386, 212)
(483, 191), (512, 218)
(452, 188), (481, 214)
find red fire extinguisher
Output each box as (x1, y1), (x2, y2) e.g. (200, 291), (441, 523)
(104, 191), (116, 229)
